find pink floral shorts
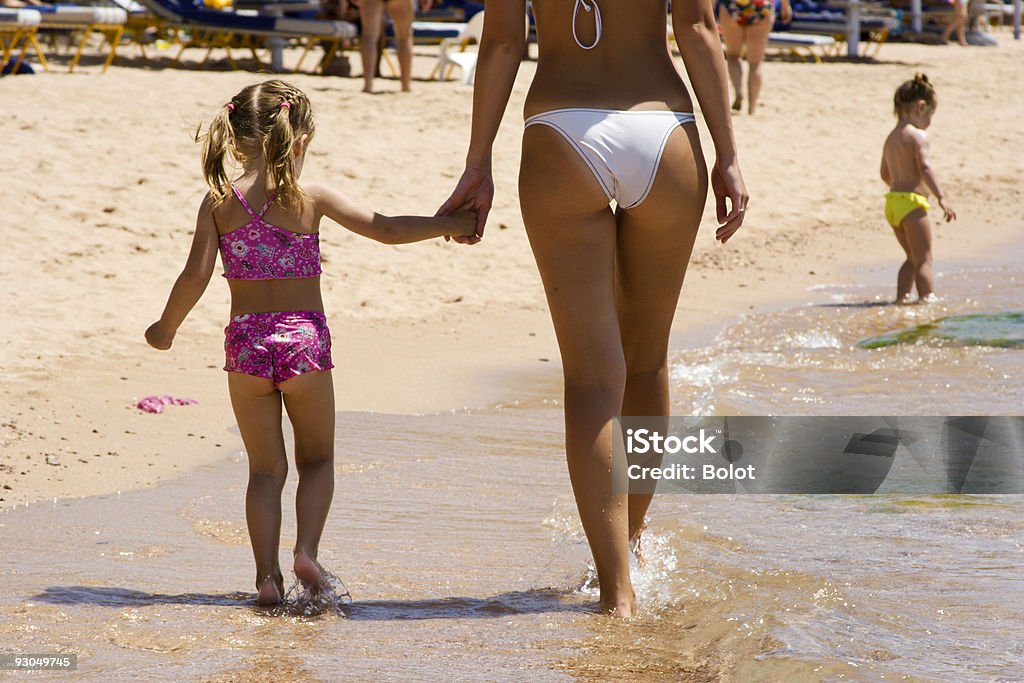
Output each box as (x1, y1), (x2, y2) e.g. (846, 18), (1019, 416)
(224, 311), (333, 386)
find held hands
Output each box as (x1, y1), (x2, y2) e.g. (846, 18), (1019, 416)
(446, 204), (480, 239)
(938, 197), (957, 222)
(437, 166), (493, 245)
(145, 321), (175, 350)
(711, 158), (749, 244)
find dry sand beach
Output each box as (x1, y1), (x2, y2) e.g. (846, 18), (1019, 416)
(1, 37), (1023, 681)
(3, 40), (1021, 505)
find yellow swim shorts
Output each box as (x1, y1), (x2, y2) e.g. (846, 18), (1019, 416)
(884, 192), (930, 229)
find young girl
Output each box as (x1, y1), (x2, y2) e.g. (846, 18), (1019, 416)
(145, 79), (476, 605)
(880, 73), (957, 304)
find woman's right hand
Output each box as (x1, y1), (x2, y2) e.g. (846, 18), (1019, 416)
(711, 158), (749, 244)
(437, 166), (493, 244)
(145, 321), (175, 350)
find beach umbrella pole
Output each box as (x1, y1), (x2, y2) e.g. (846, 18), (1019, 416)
(911, 0), (922, 32)
(847, 0), (861, 57)
(1015, 0), (1021, 39)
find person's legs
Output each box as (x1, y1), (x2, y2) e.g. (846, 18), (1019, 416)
(718, 8), (746, 112)
(228, 372), (287, 605)
(359, 0), (386, 92)
(279, 370), (336, 592)
(615, 125), (707, 544)
(744, 14), (773, 115)
(520, 125), (634, 617)
(942, 1), (968, 44)
(892, 226), (915, 303)
(900, 208), (935, 300)
(387, 0), (415, 91)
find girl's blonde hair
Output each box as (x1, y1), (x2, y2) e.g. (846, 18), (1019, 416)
(894, 73), (937, 116)
(197, 79), (315, 211)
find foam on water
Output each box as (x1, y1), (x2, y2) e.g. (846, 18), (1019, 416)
(274, 571), (353, 618)
(669, 263), (1024, 416)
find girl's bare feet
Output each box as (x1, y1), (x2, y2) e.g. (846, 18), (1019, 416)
(256, 571), (284, 606)
(732, 95), (743, 112)
(293, 551), (329, 594)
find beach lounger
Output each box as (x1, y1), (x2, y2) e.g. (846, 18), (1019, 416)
(767, 31), (836, 62)
(0, 8), (48, 73)
(36, 5), (128, 73)
(789, 0), (900, 57)
(138, 0), (355, 72)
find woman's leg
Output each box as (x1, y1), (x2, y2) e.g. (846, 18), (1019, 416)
(900, 209), (935, 300)
(359, 0), (386, 92)
(744, 14), (773, 115)
(520, 125), (634, 617)
(616, 126), (707, 543)
(228, 372), (287, 604)
(387, 0), (416, 91)
(718, 8), (746, 112)
(943, 1), (969, 44)
(279, 370), (336, 592)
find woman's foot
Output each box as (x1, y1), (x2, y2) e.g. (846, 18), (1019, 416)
(293, 551), (329, 594)
(600, 588), (637, 619)
(732, 95), (743, 112)
(256, 572), (284, 606)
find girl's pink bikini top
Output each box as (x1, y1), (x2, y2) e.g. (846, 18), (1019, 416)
(218, 185), (322, 280)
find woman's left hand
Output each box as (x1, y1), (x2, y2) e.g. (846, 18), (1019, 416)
(711, 157), (749, 244)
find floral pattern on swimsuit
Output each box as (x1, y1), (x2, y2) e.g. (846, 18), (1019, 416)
(723, 0), (774, 26)
(224, 311), (333, 386)
(218, 186), (322, 280)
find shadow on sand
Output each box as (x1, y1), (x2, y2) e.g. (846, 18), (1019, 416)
(33, 586), (593, 619)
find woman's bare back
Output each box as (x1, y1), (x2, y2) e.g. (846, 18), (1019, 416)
(526, 0), (694, 116)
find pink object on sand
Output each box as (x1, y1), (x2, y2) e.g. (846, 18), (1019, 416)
(136, 395), (198, 414)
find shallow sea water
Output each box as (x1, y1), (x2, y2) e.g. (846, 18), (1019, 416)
(1, 264), (1022, 681)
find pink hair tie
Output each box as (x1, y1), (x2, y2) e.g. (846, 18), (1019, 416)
(280, 101), (291, 110)
(225, 103), (235, 112)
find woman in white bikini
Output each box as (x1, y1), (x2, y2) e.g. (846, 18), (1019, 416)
(438, 0), (748, 617)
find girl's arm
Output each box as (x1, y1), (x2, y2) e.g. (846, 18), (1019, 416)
(436, 0), (528, 238)
(307, 182), (477, 244)
(880, 154), (891, 185)
(913, 132), (956, 221)
(673, 0), (749, 243)
(146, 195), (220, 350)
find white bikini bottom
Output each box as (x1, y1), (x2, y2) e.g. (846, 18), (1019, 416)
(524, 108), (697, 209)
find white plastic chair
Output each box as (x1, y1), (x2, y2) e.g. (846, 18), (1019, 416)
(432, 9), (484, 83)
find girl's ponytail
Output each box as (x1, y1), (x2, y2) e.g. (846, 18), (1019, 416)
(264, 101), (301, 211)
(198, 105), (235, 206)
(199, 81), (314, 209)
